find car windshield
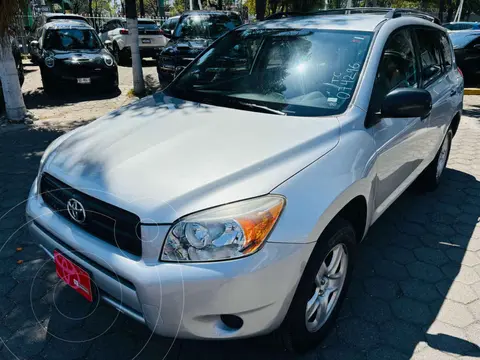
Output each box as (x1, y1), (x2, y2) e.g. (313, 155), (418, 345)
(165, 28), (373, 117)
(44, 28), (102, 51)
(449, 32), (480, 48)
(173, 14), (237, 39)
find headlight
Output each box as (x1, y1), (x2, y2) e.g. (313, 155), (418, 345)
(161, 196), (285, 262)
(45, 56), (55, 68)
(103, 55), (114, 66)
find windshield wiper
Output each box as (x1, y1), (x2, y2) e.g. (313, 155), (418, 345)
(237, 101), (287, 116)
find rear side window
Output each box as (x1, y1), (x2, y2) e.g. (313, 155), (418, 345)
(439, 32), (453, 70)
(415, 28), (443, 84)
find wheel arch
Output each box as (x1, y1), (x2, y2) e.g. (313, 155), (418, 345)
(450, 111), (461, 137)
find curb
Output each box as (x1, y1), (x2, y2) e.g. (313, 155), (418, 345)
(464, 88), (480, 95)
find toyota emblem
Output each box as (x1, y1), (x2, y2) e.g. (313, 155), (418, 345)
(66, 198), (86, 224)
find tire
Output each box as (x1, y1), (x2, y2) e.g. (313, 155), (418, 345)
(416, 129), (453, 192)
(41, 72), (57, 94)
(278, 217), (356, 353)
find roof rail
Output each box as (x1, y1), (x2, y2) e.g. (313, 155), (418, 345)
(388, 8), (441, 24)
(265, 12), (305, 20)
(310, 7), (441, 24)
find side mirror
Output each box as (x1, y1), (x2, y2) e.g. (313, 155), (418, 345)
(474, 44), (480, 50)
(381, 88), (432, 118)
(30, 40), (39, 48)
(104, 39), (112, 48)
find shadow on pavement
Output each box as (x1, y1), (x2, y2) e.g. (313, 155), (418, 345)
(23, 87), (122, 110)
(462, 104), (480, 118)
(0, 125), (478, 360)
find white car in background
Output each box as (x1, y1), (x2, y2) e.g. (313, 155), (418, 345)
(99, 18), (164, 64)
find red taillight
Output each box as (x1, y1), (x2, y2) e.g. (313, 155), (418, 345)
(157, 29), (163, 35)
(457, 66), (464, 78)
(119, 29), (129, 35)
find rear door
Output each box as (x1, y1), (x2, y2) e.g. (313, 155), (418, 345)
(413, 28), (453, 163)
(371, 28), (428, 213)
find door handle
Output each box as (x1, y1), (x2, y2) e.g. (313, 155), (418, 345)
(450, 89), (456, 97)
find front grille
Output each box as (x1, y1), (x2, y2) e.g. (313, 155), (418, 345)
(40, 173), (142, 257)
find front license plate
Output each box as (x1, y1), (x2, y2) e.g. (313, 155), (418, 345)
(141, 38), (152, 44)
(54, 250), (93, 302)
(77, 78), (91, 84)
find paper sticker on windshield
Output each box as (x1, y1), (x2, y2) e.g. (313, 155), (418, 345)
(352, 36), (365, 43)
(327, 98), (338, 107)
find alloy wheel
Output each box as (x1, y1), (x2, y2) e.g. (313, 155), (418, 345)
(305, 243), (348, 333)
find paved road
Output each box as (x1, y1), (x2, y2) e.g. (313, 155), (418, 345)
(0, 97), (479, 360)
(19, 60), (159, 129)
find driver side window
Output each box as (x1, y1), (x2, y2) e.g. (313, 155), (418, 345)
(370, 29), (418, 113)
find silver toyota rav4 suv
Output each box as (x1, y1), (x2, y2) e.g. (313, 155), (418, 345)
(27, 9), (463, 352)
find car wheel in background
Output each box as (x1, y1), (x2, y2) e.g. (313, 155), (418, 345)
(278, 217), (356, 353)
(417, 128), (453, 192)
(113, 42), (121, 64)
(41, 71), (57, 94)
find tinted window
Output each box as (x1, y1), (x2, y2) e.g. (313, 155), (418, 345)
(439, 32), (453, 70)
(46, 16), (88, 24)
(44, 29), (102, 50)
(415, 28), (443, 84)
(174, 14), (236, 39)
(138, 20), (159, 29)
(170, 17), (179, 30)
(167, 28), (373, 116)
(370, 29), (418, 112)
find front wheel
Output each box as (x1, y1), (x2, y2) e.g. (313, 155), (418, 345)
(278, 217), (356, 353)
(417, 129), (453, 192)
(41, 72), (57, 94)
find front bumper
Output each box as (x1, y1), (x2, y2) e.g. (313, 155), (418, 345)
(26, 181), (315, 339)
(43, 65), (118, 88)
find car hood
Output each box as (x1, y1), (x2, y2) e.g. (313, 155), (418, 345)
(161, 38), (212, 58)
(48, 48), (111, 62)
(44, 93), (340, 223)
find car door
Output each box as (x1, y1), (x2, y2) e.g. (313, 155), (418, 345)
(370, 28), (428, 213)
(414, 28), (453, 163)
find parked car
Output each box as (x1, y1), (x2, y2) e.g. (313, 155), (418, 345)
(160, 15), (180, 39)
(449, 29), (480, 84)
(30, 21), (118, 93)
(157, 11), (242, 82)
(27, 9), (463, 353)
(99, 18), (165, 64)
(28, 13), (89, 63)
(443, 21), (480, 31)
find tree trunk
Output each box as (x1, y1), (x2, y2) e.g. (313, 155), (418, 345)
(438, 0), (445, 23)
(256, 0), (266, 20)
(140, 0), (145, 17)
(125, 0), (145, 95)
(218, 0), (223, 10)
(447, 0), (454, 22)
(0, 38), (26, 121)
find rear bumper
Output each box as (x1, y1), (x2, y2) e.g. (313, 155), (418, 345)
(26, 180), (314, 339)
(120, 46), (163, 58)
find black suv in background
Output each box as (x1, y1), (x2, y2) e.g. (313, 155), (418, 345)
(30, 21), (118, 94)
(157, 11), (242, 83)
